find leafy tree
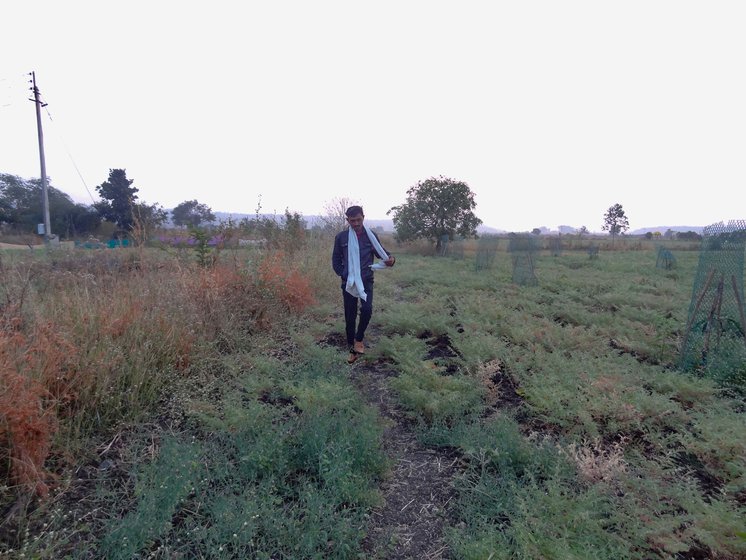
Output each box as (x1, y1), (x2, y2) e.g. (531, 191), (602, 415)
(678, 230), (702, 241)
(280, 208), (306, 253)
(578, 225), (589, 237)
(171, 199), (216, 228)
(0, 173), (100, 237)
(531, 228), (542, 235)
(131, 201), (167, 244)
(388, 176), (482, 251)
(0, 195), (11, 225)
(0, 174), (33, 228)
(94, 169), (139, 230)
(60, 204), (101, 238)
(239, 215), (280, 240)
(602, 203), (629, 244)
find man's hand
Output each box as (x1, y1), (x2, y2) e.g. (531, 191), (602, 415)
(384, 255), (396, 267)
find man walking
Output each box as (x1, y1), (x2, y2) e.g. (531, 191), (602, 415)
(332, 205), (396, 363)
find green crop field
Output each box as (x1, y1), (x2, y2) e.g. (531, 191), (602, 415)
(1, 236), (744, 559)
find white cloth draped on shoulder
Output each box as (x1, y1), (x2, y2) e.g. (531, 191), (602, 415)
(346, 225), (389, 301)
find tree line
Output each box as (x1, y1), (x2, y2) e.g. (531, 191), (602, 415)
(3, 168), (652, 248)
(0, 169), (218, 239)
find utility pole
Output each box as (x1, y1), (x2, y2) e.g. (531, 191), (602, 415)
(31, 71), (52, 242)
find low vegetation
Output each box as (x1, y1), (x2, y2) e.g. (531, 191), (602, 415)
(0, 234), (744, 559)
(370, 242), (745, 559)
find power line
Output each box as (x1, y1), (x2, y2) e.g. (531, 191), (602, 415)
(0, 74), (29, 109)
(43, 101), (98, 205)
(3, 73), (98, 205)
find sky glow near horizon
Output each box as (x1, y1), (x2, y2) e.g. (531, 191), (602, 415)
(1, 1), (744, 232)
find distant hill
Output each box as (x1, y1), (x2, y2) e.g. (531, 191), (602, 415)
(208, 212), (504, 234)
(179, 213), (705, 238)
(629, 225), (705, 235)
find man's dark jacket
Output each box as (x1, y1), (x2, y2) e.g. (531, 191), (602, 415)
(332, 228), (388, 285)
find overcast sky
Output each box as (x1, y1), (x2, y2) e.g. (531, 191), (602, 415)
(1, 1), (744, 232)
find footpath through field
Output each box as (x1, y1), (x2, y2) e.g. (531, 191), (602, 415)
(348, 332), (461, 560)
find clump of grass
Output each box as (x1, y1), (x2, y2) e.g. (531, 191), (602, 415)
(424, 415), (639, 559)
(369, 334), (430, 368)
(0, 367), (58, 498)
(390, 367), (485, 424)
(371, 331), (485, 424)
(679, 404), (746, 490)
(376, 301), (451, 337)
(99, 436), (202, 560)
(560, 437), (628, 484)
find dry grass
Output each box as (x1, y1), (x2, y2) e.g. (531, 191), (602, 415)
(560, 438), (629, 484)
(0, 243), (323, 501)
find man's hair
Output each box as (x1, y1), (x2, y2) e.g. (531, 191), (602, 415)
(345, 205), (364, 217)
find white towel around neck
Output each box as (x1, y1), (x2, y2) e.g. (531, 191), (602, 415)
(346, 225), (389, 301)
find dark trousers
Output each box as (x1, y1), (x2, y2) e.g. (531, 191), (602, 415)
(342, 281), (373, 348)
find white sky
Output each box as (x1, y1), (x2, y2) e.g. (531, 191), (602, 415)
(1, 1), (744, 232)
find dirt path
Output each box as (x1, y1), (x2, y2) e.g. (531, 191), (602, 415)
(347, 337), (462, 560)
(0, 242), (40, 249)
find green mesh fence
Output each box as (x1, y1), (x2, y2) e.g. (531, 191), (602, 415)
(508, 234), (538, 286)
(655, 246), (677, 270)
(475, 236), (499, 271)
(680, 220), (746, 381)
(437, 234), (450, 257)
(588, 245), (599, 260)
(549, 235), (562, 257)
(446, 237), (465, 260)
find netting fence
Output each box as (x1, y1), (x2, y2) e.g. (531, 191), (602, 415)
(508, 234), (538, 286)
(679, 220), (746, 384)
(656, 246), (677, 270)
(475, 236), (500, 271)
(549, 235), (562, 257)
(440, 235), (465, 260)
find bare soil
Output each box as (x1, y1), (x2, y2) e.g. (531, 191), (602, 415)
(323, 330), (462, 560)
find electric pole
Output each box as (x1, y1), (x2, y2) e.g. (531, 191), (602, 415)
(31, 71), (52, 241)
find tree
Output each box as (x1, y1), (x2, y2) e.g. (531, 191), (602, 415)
(171, 199), (216, 228)
(319, 196), (357, 233)
(531, 228), (542, 235)
(0, 173), (100, 237)
(578, 225), (589, 237)
(388, 176), (482, 251)
(131, 202), (167, 244)
(280, 208), (307, 253)
(94, 169), (139, 230)
(602, 203), (629, 244)
(0, 194), (11, 225)
(678, 230), (702, 241)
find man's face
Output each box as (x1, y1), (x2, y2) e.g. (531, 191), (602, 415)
(347, 213), (364, 233)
